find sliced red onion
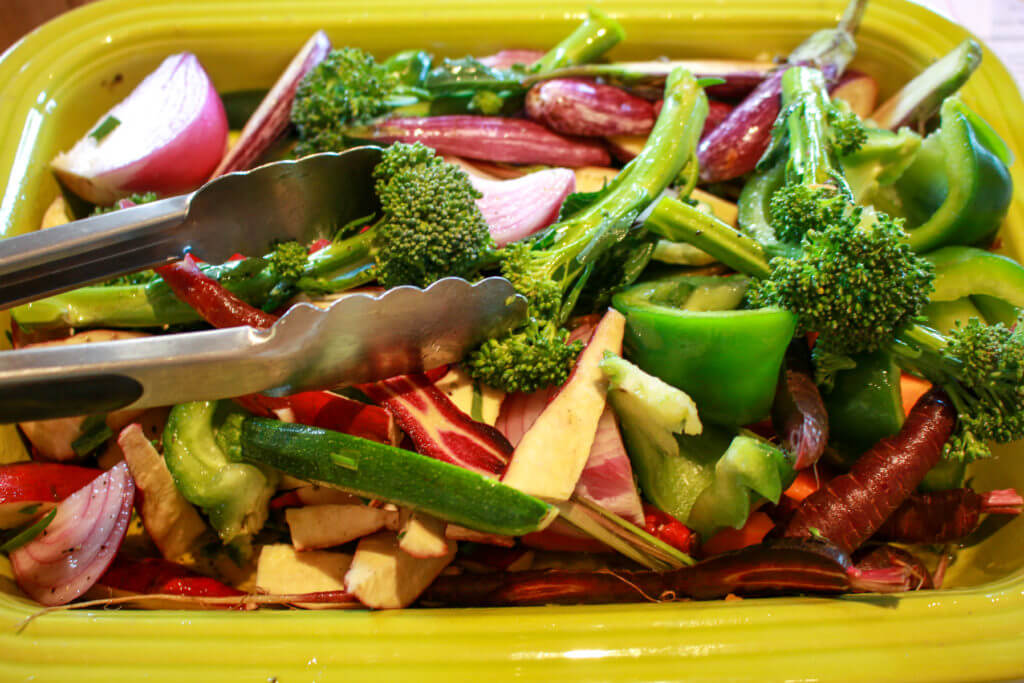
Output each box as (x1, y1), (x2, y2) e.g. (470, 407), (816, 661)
(478, 50), (545, 70)
(52, 53), (228, 204)
(11, 462), (135, 606)
(573, 406), (645, 526)
(212, 31), (331, 177)
(0, 462), (102, 529)
(470, 168), (575, 246)
(526, 79), (656, 137)
(352, 115), (611, 167)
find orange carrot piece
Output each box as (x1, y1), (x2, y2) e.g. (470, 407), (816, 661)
(900, 373), (931, 417)
(784, 469), (820, 503)
(702, 512), (776, 556)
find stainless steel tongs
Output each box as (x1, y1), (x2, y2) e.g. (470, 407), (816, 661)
(0, 277), (527, 423)
(0, 147), (383, 309)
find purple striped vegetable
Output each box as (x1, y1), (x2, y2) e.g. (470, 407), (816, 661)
(470, 168), (576, 246)
(478, 49), (545, 70)
(697, 0), (866, 182)
(350, 115), (611, 167)
(212, 31), (331, 177)
(525, 78), (656, 137)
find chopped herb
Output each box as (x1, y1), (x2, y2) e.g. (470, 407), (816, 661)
(329, 453), (359, 471)
(88, 115), (121, 142)
(71, 414), (114, 456)
(0, 509), (57, 553)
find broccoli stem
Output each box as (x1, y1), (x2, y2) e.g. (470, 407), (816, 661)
(780, 67), (843, 190)
(12, 237), (378, 330)
(533, 8), (626, 73)
(644, 196), (772, 279)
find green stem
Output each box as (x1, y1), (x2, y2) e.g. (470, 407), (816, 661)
(533, 8), (626, 72)
(643, 196), (772, 279)
(781, 66), (839, 189)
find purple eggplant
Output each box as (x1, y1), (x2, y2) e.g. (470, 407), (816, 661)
(525, 78), (656, 137)
(348, 115), (611, 167)
(697, 0), (867, 183)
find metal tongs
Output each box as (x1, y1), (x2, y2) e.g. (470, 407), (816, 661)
(0, 147), (384, 309)
(0, 148), (528, 422)
(0, 277), (526, 423)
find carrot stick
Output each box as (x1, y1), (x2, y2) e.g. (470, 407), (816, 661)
(783, 387), (956, 554)
(783, 468), (821, 503)
(900, 373), (931, 417)
(702, 511), (775, 556)
(874, 487), (1022, 543)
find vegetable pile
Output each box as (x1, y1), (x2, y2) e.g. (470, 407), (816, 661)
(4, 0), (1024, 613)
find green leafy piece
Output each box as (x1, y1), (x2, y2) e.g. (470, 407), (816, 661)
(88, 115), (121, 142)
(71, 414), (114, 456)
(0, 509), (57, 553)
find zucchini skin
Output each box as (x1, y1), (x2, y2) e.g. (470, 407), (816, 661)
(240, 419), (557, 537)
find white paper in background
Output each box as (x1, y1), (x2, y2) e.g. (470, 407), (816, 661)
(910, 0), (1024, 86)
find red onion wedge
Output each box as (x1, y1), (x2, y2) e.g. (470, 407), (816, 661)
(211, 31), (331, 177)
(52, 53), (228, 205)
(349, 115), (611, 167)
(478, 50), (545, 70)
(526, 79), (656, 137)
(0, 462), (101, 528)
(10, 462), (135, 606)
(470, 168), (576, 246)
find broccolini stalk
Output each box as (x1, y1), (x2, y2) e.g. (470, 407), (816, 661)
(644, 196), (1023, 464)
(13, 144), (491, 330)
(762, 66), (867, 244)
(467, 67), (709, 393)
(290, 10), (625, 155)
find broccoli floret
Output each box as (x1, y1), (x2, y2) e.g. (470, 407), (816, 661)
(91, 191), (159, 216)
(267, 240), (308, 281)
(467, 319), (583, 393)
(370, 142), (493, 288)
(827, 106), (868, 156)
(466, 67), (709, 392)
(748, 209), (934, 358)
(762, 66), (868, 244)
(895, 318), (1024, 462)
(291, 48), (405, 156)
(767, 184), (854, 244)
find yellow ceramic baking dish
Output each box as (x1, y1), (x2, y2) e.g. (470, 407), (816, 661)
(0, 1), (1023, 680)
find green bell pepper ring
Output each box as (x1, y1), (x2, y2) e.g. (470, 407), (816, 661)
(612, 274), (797, 427)
(738, 99), (1011, 254)
(921, 245), (1024, 331)
(887, 97), (1012, 252)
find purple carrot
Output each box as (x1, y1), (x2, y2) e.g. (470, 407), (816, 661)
(771, 338), (828, 469)
(421, 540), (854, 606)
(469, 168), (576, 246)
(784, 388), (957, 555)
(853, 544), (933, 590)
(349, 115), (611, 167)
(874, 488), (1023, 543)
(212, 31), (331, 176)
(525, 78), (656, 137)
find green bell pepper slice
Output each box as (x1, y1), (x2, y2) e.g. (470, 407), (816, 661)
(612, 274), (797, 427)
(824, 350), (904, 454)
(921, 246), (1024, 331)
(738, 98), (1011, 254)
(882, 97), (1012, 252)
